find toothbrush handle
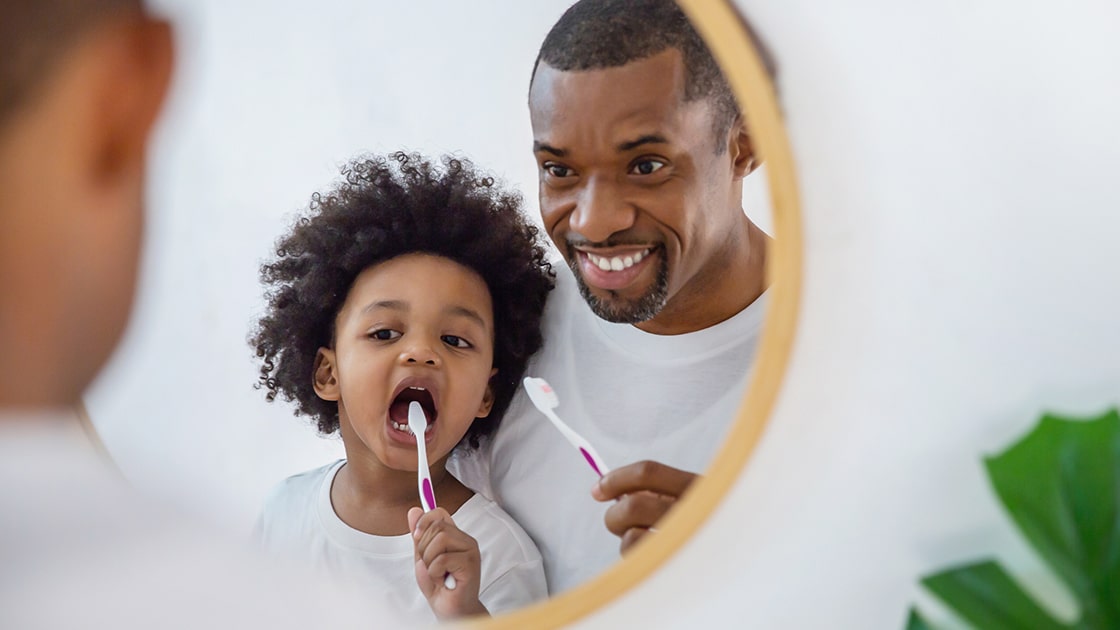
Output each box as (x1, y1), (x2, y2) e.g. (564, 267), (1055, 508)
(546, 410), (610, 477)
(416, 461), (457, 590)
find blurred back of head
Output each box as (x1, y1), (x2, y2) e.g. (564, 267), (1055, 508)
(0, 0), (173, 409)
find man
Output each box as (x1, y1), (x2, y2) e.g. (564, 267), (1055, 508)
(0, 2), (395, 626)
(452, 0), (773, 594)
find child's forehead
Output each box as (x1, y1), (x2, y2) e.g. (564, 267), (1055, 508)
(339, 253), (495, 320)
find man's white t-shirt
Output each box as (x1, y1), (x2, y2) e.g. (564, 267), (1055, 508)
(451, 270), (766, 594)
(255, 459), (547, 623)
(0, 411), (399, 629)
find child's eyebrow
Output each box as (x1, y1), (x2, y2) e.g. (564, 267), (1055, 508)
(361, 299), (407, 314)
(444, 305), (487, 329)
(361, 300), (486, 330)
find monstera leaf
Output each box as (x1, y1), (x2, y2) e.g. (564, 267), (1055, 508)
(911, 409), (1120, 629)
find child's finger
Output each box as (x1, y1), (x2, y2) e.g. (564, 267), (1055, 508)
(414, 556), (436, 597)
(425, 550), (477, 587)
(407, 506), (424, 539)
(412, 507), (453, 540)
(413, 510), (456, 553)
(419, 527), (462, 566)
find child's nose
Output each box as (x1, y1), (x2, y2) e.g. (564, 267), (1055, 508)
(400, 343), (440, 367)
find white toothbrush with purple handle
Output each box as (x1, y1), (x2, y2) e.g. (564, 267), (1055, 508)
(522, 377), (610, 477)
(407, 401), (456, 590)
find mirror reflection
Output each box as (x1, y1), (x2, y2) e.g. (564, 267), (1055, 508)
(87, 0), (775, 623)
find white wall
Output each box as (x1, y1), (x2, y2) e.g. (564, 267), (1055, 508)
(578, 1), (1120, 628)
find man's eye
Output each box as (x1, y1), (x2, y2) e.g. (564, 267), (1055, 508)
(441, 335), (472, 349)
(630, 159), (666, 175)
(370, 329), (401, 340)
(543, 163), (574, 178)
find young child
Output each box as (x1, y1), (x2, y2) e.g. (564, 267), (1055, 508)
(250, 152), (554, 622)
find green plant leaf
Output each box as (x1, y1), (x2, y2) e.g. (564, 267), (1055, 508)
(984, 409), (1120, 627)
(921, 559), (1069, 629)
(905, 608), (936, 630)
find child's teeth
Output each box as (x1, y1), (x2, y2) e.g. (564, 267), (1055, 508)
(390, 420), (434, 436)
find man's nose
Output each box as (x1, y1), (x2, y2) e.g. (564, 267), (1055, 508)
(569, 177), (636, 244)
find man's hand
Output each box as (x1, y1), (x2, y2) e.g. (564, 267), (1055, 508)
(591, 460), (698, 554)
(408, 506), (489, 620)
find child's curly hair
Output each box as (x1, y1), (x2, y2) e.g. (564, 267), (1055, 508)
(250, 152), (555, 447)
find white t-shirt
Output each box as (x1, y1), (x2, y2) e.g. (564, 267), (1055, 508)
(451, 270), (766, 594)
(0, 411), (398, 629)
(255, 459), (547, 624)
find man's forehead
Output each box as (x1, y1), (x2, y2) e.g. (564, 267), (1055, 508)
(530, 49), (688, 103)
(529, 51), (708, 150)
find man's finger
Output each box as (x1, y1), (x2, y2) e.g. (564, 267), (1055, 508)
(619, 526), (651, 554)
(603, 490), (675, 537)
(592, 460), (696, 501)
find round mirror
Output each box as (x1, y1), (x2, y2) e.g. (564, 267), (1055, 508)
(84, 0), (800, 625)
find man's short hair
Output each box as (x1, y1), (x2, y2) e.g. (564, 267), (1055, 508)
(0, 0), (140, 126)
(532, 0), (776, 150)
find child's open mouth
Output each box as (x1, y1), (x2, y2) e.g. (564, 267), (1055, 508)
(388, 383), (438, 437)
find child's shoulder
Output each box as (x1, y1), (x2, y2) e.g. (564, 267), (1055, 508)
(260, 459), (343, 518)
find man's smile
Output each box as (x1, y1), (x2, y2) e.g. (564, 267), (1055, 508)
(572, 245), (660, 292)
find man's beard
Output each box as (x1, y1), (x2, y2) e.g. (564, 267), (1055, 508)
(567, 246), (669, 324)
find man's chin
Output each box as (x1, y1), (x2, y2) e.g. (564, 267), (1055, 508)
(572, 270), (669, 324)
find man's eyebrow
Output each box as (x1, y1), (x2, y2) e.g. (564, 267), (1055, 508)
(445, 305), (487, 329)
(617, 134), (669, 152)
(361, 299), (407, 314)
(533, 141), (566, 157)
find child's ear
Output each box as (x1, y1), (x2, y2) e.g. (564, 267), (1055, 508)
(476, 368), (499, 418)
(312, 348), (340, 401)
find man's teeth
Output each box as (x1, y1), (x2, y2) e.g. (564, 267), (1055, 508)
(390, 420), (434, 435)
(586, 249), (649, 272)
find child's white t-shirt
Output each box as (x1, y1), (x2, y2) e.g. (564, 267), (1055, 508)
(255, 459), (547, 624)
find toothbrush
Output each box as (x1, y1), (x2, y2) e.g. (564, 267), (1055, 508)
(407, 401), (457, 590)
(522, 376), (610, 477)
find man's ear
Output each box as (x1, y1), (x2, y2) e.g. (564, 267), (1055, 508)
(728, 116), (759, 180)
(312, 348), (340, 402)
(88, 16), (174, 189)
(476, 368), (499, 418)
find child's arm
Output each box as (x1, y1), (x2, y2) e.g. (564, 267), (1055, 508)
(408, 506), (489, 620)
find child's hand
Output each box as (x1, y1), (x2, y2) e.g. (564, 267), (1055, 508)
(408, 506), (489, 620)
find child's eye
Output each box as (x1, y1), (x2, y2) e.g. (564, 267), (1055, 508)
(441, 335), (472, 349)
(370, 329), (401, 341)
(629, 158), (666, 176)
